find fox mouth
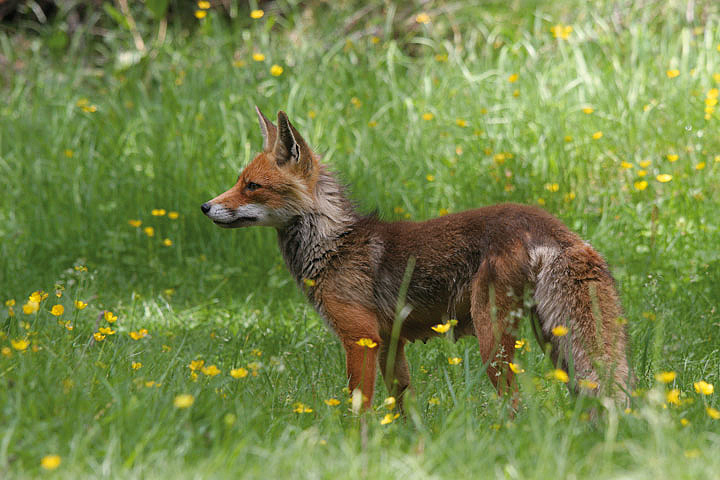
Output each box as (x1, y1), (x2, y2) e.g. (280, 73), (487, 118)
(212, 217), (258, 228)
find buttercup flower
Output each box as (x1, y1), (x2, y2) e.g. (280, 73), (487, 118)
(74, 300), (87, 309)
(230, 367), (248, 378)
(551, 325), (568, 336)
(41, 455), (61, 470)
(250, 9), (264, 19)
(431, 323), (450, 333)
(174, 394), (194, 408)
(51, 305), (64, 316)
(655, 371), (676, 383)
(448, 357), (462, 365)
(324, 398), (340, 406)
(356, 338), (377, 349)
(694, 380), (714, 395)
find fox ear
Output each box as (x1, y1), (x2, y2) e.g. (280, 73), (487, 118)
(274, 111), (313, 175)
(255, 106), (277, 152)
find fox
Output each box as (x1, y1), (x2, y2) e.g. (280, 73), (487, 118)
(201, 107), (630, 411)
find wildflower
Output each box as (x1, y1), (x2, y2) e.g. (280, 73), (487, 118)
(634, 180), (648, 191)
(368, 121), (377, 127)
(639, 159), (652, 168)
(508, 363), (524, 374)
(438, 208), (449, 216)
(431, 322), (451, 333)
(197, 1), (210, 9)
(552, 325), (568, 336)
(655, 371), (676, 383)
(128, 219), (142, 227)
(201, 365), (221, 376)
(129, 330), (147, 340)
(545, 183), (560, 192)
(23, 301), (39, 315)
(508, 73), (518, 83)
(694, 381), (714, 395)
(247, 362), (261, 376)
(512, 89), (520, 98)
(455, 118), (467, 127)
(51, 305), (64, 316)
(426, 174), (435, 182)
(168, 211), (179, 219)
(381, 413), (400, 425)
(194, 10), (207, 19)
(383, 396), (396, 410)
(41, 455), (61, 470)
(637, 170), (647, 177)
(1, 347), (11, 357)
(695, 162), (706, 170)
(152, 209), (166, 217)
(422, 112), (434, 121)
(666, 69), (680, 78)
(666, 388), (681, 405)
(293, 402), (313, 413)
(550, 24), (573, 39)
(270, 65), (284, 76)
(308, 110), (316, 119)
(64, 323), (73, 331)
(324, 398), (340, 406)
(350, 97), (362, 108)
(143, 227), (155, 237)
(428, 397), (440, 405)
(564, 135), (573, 142)
(5, 299), (15, 306)
(550, 369), (569, 383)
(189, 359), (205, 371)
(448, 357), (462, 365)
(93, 333), (106, 341)
(98, 327), (115, 336)
(514, 339), (525, 349)
(707, 407), (720, 419)
(226, 367), (248, 379)
(579, 379), (599, 390)
(250, 9), (264, 19)
(681, 418), (690, 426)
(303, 278), (316, 287)
(174, 394), (194, 408)
(656, 174), (672, 183)
(415, 13), (430, 24)
(131, 362), (142, 370)
(563, 192), (576, 202)
(74, 300), (87, 309)
(356, 338), (377, 349)
(592, 131), (603, 140)
(252, 53), (265, 62)
(162, 238), (173, 247)
(104, 311), (118, 323)
(666, 154), (678, 162)
(582, 107), (594, 114)
(162, 344), (171, 352)
(620, 161), (633, 169)
(11, 339), (29, 351)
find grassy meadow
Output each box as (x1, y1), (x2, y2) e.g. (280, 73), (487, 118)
(2, 0), (720, 477)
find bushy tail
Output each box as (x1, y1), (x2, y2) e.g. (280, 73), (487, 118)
(530, 243), (630, 405)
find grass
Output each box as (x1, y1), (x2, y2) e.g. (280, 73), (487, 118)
(2, 0), (720, 477)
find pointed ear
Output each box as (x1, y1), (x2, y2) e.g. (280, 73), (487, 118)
(273, 111), (313, 175)
(255, 106), (277, 152)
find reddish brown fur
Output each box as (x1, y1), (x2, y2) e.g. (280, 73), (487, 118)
(203, 109), (631, 412)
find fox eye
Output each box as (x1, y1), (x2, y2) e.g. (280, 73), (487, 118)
(246, 181), (262, 191)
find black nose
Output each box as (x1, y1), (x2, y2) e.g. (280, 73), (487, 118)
(200, 202), (211, 214)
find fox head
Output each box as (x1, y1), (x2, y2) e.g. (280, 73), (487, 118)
(201, 108), (320, 229)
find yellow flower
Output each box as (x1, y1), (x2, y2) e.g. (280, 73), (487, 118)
(681, 418), (690, 426)
(23, 301), (39, 315)
(550, 369), (569, 383)
(368, 121), (377, 127)
(550, 24), (573, 39)
(1, 347), (11, 357)
(143, 226), (155, 237)
(592, 131), (603, 140)
(695, 162), (706, 170)
(128, 219), (142, 227)
(189, 359), (205, 371)
(639, 160), (652, 168)
(564, 135), (573, 142)
(64, 149), (73, 158)
(455, 118), (467, 127)
(431, 323), (450, 333)
(293, 402), (313, 413)
(151, 209), (166, 216)
(41, 455), (61, 471)
(383, 396), (396, 410)
(5, 299), (14, 307)
(634, 180), (648, 191)
(422, 112), (434, 121)
(197, 1), (210, 9)
(252, 53), (265, 62)
(250, 9), (264, 19)
(582, 107), (594, 114)
(508, 73), (518, 83)
(514, 339), (525, 349)
(666, 388), (681, 405)
(51, 304), (64, 316)
(707, 407), (720, 419)
(308, 110), (317, 119)
(708, 88), (719, 98)
(579, 379), (599, 390)
(129, 330), (148, 340)
(104, 311), (118, 323)
(415, 12), (430, 24)
(11, 339), (29, 351)
(508, 363), (524, 374)
(251, 349), (262, 357)
(174, 394), (194, 408)
(350, 97), (362, 108)
(620, 161), (633, 169)
(637, 169), (647, 177)
(551, 325), (568, 337)
(426, 174), (435, 182)
(98, 327), (115, 335)
(201, 365), (221, 376)
(302, 278), (316, 287)
(324, 398), (340, 406)
(380, 413), (400, 425)
(656, 174), (672, 183)
(356, 338), (377, 349)
(428, 397), (440, 405)
(162, 238), (173, 247)
(666, 154), (678, 162)
(693, 380), (714, 395)
(194, 10), (207, 19)
(655, 371), (676, 383)
(226, 367), (247, 379)
(131, 362), (142, 370)
(448, 357), (462, 365)
(74, 300), (87, 310)
(545, 183), (559, 192)
(270, 64), (284, 76)
(666, 69), (680, 78)
(168, 211), (179, 219)
(93, 332), (106, 341)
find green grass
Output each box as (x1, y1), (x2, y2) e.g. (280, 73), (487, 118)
(2, 1), (720, 477)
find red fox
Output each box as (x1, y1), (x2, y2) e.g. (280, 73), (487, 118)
(202, 108), (630, 410)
